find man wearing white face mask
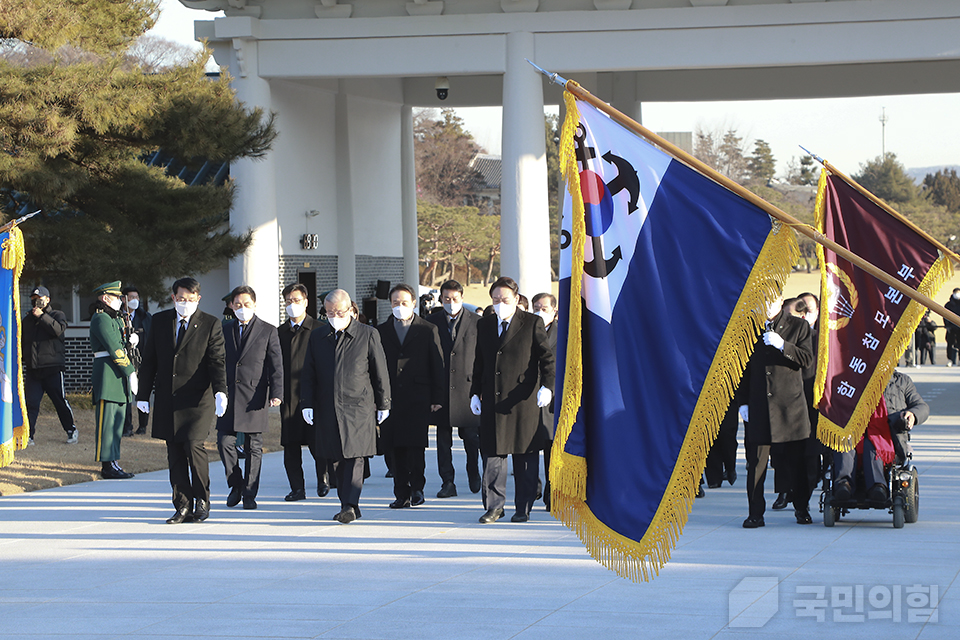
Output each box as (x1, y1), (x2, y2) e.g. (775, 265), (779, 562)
(121, 285), (152, 436)
(301, 289), (391, 523)
(427, 280), (482, 498)
(944, 288), (960, 366)
(471, 277), (555, 524)
(377, 284), (444, 508)
(216, 285), (283, 510)
(137, 277), (227, 524)
(531, 292), (558, 510)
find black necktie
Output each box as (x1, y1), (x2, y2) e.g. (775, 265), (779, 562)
(448, 316), (457, 343)
(238, 323), (244, 342)
(500, 320), (508, 342)
(336, 330), (343, 343)
(176, 319), (187, 348)
(292, 323), (300, 334)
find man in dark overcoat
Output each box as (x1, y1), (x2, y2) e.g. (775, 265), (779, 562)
(216, 285), (283, 510)
(427, 280), (482, 498)
(378, 284), (444, 508)
(738, 295), (814, 528)
(301, 289), (391, 524)
(278, 283), (329, 502)
(470, 277), (555, 524)
(121, 284), (152, 437)
(137, 277), (228, 524)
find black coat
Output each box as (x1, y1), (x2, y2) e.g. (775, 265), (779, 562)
(216, 316), (283, 434)
(538, 321), (559, 440)
(426, 309), (481, 431)
(377, 315), (445, 448)
(884, 370), (929, 461)
(138, 309), (227, 442)
(470, 310), (556, 456)
(21, 306), (68, 371)
(739, 311), (814, 445)
(300, 319), (391, 460)
(278, 315), (322, 446)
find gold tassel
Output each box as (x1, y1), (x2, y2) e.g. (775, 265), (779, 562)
(813, 170), (831, 409)
(5, 227), (29, 452)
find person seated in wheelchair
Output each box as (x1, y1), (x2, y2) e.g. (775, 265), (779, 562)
(832, 370), (928, 506)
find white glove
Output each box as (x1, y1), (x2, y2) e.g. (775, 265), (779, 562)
(129, 372), (138, 396)
(302, 408), (314, 425)
(738, 405), (749, 423)
(470, 395), (482, 416)
(215, 391), (228, 418)
(128, 333), (140, 348)
(377, 410), (389, 424)
(762, 331), (785, 351)
(536, 386), (552, 408)
(137, 401), (150, 414)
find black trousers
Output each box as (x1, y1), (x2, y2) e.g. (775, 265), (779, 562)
(25, 369), (75, 438)
(167, 439), (210, 510)
(283, 442), (332, 493)
(705, 403), (739, 486)
(437, 424), (481, 487)
(482, 451), (539, 516)
(747, 440), (814, 518)
(334, 457), (365, 513)
(217, 431), (263, 500)
(392, 445), (426, 500)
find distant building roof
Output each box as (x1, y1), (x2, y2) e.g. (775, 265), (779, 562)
(469, 154), (501, 192)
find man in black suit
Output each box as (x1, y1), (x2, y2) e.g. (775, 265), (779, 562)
(216, 285), (283, 510)
(278, 283), (329, 502)
(377, 284), (444, 509)
(301, 289), (391, 524)
(427, 280), (482, 498)
(738, 294), (814, 528)
(137, 277), (228, 524)
(122, 285), (152, 437)
(470, 277), (555, 524)
(531, 292), (558, 511)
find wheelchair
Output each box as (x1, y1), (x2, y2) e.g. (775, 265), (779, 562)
(819, 444), (919, 529)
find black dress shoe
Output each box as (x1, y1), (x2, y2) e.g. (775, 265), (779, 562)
(243, 498), (257, 510)
(795, 509), (812, 525)
(771, 492), (790, 510)
(135, 427), (147, 435)
(436, 482), (457, 498)
(389, 498), (411, 509)
(866, 483), (889, 505)
(226, 486), (242, 507)
(727, 469), (737, 486)
(334, 507), (357, 523)
(385, 469), (394, 478)
(833, 478), (854, 502)
(468, 474), (482, 494)
(696, 484), (705, 498)
(166, 507), (193, 524)
(193, 499), (210, 522)
(122, 429), (134, 438)
(410, 490), (425, 506)
(479, 508), (504, 524)
(285, 490), (306, 502)
(544, 494), (551, 511)
(317, 484), (330, 498)
(707, 481), (722, 489)
(101, 463), (134, 479)
(742, 516), (765, 529)
(510, 512), (529, 523)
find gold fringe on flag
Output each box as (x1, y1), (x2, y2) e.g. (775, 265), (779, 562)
(1, 226), (29, 460)
(550, 90), (799, 581)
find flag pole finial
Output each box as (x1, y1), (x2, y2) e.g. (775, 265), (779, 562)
(799, 145), (825, 165)
(526, 59), (568, 87)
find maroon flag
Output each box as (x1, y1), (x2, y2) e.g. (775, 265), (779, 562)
(814, 172), (952, 450)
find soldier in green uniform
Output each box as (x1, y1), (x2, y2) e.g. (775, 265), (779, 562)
(90, 281), (136, 479)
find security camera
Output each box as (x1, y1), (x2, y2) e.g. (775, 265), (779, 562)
(435, 76), (449, 100)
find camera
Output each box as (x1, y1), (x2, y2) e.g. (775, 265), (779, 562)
(32, 298), (45, 309)
(435, 77), (449, 100)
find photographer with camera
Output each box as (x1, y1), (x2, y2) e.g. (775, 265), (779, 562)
(22, 286), (78, 445)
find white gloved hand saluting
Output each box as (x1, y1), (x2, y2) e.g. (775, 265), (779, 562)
(738, 405), (749, 423)
(536, 386), (552, 408)
(377, 410), (390, 424)
(470, 395), (482, 416)
(128, 333), (140, 348)
(762, 331), (785, 351)
(137, 401), (150, 414)
(129, 372), (138, 396)
(302, 408), (314, 425)
(215, 391), (228, 418)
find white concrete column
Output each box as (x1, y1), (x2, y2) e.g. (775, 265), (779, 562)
(228, 40), (281, 325)
(500, 31), (551, 299)
(400, 105), (420, 290)
(335, 87), (357, 299)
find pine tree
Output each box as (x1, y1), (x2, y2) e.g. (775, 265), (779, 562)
(853, 154), (916, 204)
(0, 1), (276, 301)
(747, 139), (776, 184)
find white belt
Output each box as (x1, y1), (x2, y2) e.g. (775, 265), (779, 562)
(93, 351), (110, 358)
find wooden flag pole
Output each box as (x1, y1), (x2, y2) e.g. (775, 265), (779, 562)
(555, 79), (960, 329)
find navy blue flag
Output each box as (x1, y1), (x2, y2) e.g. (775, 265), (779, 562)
(0, 227), (28, 467)
(552, 97), (798, 581)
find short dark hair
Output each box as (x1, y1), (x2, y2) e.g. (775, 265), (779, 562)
(439, 280), (464, 296)
(518, 294), (529, 311)
(798, 291), (819, 306)
(231, 285), (257, 304)
(389, 283), (416, 300)
(121, 285), (140, 296)
(172, 277), (200, 295)
(489, 276), (519, 298)
(282, 283), (309, 301)
(532, 292), (557, 308)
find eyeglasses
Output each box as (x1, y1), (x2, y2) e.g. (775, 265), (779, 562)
(326, 310), (349, 319)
